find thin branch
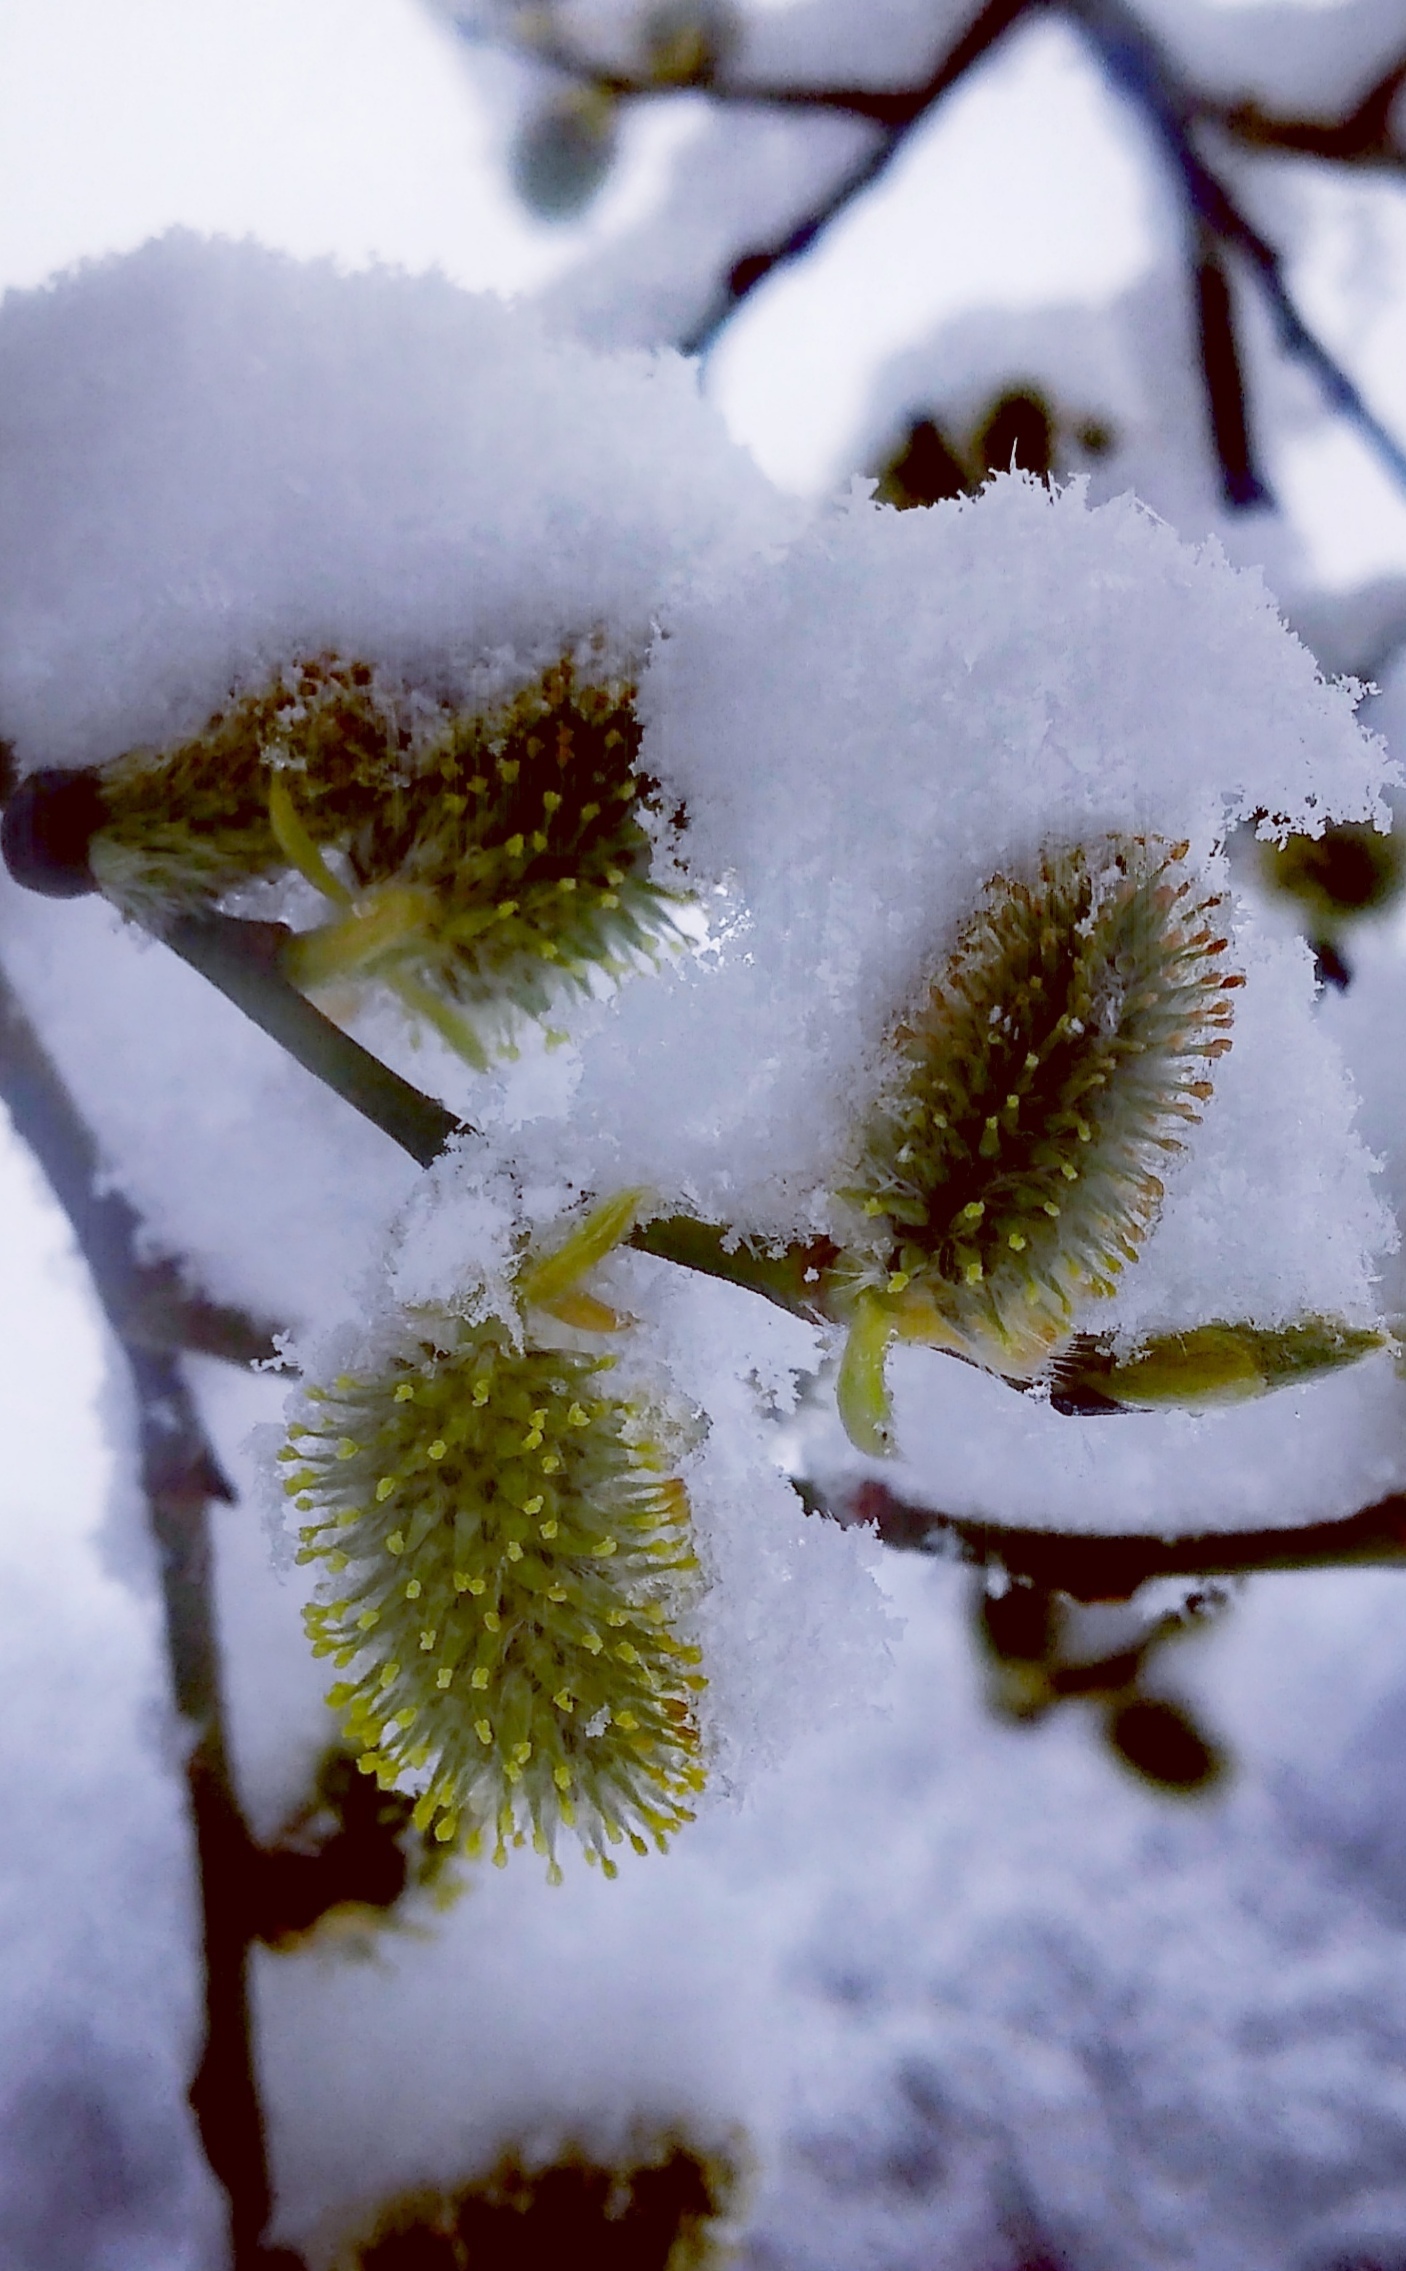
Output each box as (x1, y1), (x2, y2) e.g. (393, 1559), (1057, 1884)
(822, 1473), (1406, 1597)
(1078, 0), (1406, 498)
(1217, 54), (1406, 169)
(471, 0), (1406, 507)
(0, 962), (295, 2267)
(163, 914), (467, 1170)
(679, 0), (1028, 353)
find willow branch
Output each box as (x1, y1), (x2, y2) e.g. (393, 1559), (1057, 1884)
(0, 960), (292, 2265)
(470, 0), (1406, 507)
(823, 1473), (1406, 1597)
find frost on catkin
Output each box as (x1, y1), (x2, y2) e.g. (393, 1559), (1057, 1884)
(841, 838), (1242, 1393)
(87, 652), (683, 1062)
(285, 1314), (706, 1879)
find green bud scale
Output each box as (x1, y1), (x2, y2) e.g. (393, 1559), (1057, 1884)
(286, 1313), (706, 1879)
(840, 837), (1242, 1404)
(86, 653), (683, 1064)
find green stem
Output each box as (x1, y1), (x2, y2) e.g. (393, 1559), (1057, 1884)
(625, 1213), (839, 1324)
(162, 913), (467, 1169)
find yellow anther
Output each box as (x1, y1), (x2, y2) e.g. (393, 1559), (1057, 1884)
(475, 1719), (492, 1745)
(405, 1578), (422, 1599)
(567, 1404), (590, 1427)
(427, 1439), (447, 1461)
(379, 1662), (399, 1687)
(505, 833), (525, 858)
(887, 1270), (910, 1293)
(394, 1382), (415, 1402)
(506, 1541), (524, 1562)
(357, 1609), (380, 1630)
(553, 1690), (573, 1713)
(335, 1438), (359, 1460)
(541, 1453), (561, 1473)
(960, 1201), (985, 1222)
(375, 1477), (396, 1502)
(436, 1668), (453, 1689)
(483, 1611), (501, 1632)
(471, 1668), (490, 1689)
(523, 1495), (544, 1516)
(1008, 1233), (1027, 1251)
(386, 1532), (405, 1555)
(541, 1519), (559, 1539)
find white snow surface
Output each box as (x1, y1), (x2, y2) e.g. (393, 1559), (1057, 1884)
(0, 240), (1397, 1539)
(0, 231), (793, 773)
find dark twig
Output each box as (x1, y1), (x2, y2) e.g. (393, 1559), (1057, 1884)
(1218, 54), (1406, 169)
(825, 1473), (1406, 1598)
(0, 962), (294, 2266)
(474, 0), (1406, 507)
(678, 0), (1027, 353)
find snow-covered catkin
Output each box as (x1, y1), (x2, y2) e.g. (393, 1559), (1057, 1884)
(839, 838), (1242, 1399)
(284, 1314), (706, 1880)
(86, 652), (684, 1063)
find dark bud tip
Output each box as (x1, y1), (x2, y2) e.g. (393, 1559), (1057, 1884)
(1, 767), (106, 898)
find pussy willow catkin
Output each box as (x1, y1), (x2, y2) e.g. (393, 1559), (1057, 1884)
(840, 837), (1242, 1408)
(86, 652), (683, 1063)
(284, 1313), (706, 1880)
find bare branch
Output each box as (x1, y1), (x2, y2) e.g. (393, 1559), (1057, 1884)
(0, 960), (294, 2266)
(1217, 53), (1406, 169)
(821, 1473), (1406, 1598)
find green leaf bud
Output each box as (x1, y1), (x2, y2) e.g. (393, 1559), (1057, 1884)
(511, 89), (618, 220)
(1063, 1315), (1390, 1411)
(1258, 820), (1402, 935)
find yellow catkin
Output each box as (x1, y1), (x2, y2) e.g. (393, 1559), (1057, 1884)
(291, 1311), (705, 1877)
(837, 837), (1241, 1428)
